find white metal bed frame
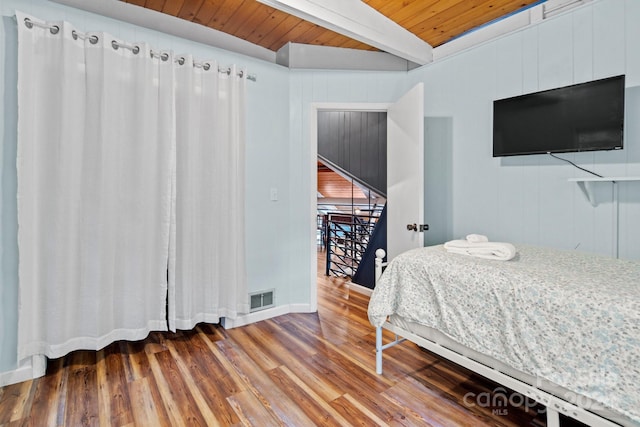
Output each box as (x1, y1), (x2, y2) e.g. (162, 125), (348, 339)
(373, 249), (622, 427)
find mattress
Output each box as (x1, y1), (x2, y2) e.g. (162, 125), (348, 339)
(368, 244), (640, 426)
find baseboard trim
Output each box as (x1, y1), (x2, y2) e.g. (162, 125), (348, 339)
(347, 281), (373, 297)
(221, 303), (315, 329)
(0, 355), (46, 387)
(289, 303), (315, 313)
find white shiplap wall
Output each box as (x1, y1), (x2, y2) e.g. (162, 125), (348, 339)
(291, 1), (639, 263)
(410, 0), (640, 259)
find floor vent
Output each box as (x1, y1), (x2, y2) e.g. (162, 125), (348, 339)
(250, 290), (275, 312)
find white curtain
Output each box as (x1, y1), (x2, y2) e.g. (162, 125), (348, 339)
(169, 57), (248, 331)
(16, 13), (175, 360)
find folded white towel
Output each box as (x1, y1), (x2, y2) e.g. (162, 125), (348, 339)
(444, 240), (517, 261)
(466, 234), (489, 243)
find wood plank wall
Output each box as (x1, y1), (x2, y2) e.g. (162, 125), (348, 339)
(318, 111), (387, 197)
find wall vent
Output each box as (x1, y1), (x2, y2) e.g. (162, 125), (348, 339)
(249, 290), (275, 312)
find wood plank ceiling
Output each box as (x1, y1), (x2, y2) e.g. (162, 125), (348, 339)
(317, 162), (367, 200)
(121, 0), (542, 53)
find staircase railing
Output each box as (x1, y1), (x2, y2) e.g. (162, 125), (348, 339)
(324, 208), (383, 278)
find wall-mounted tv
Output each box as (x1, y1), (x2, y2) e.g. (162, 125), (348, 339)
(493, 75), (625, 157)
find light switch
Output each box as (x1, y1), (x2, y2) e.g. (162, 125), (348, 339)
(270, 187), (278, 201)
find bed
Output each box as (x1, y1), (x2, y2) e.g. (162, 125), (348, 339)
(368, 244), (640, 427)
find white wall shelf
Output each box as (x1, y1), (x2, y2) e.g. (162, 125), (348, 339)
(568, 176), (640, 181)
(568, 177), (640, 259)
(568, 177), (640, 207)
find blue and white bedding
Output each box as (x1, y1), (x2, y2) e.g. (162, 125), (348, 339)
(368, 244), (640, 425)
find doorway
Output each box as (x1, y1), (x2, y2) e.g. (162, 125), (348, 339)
(315, 110), (387, 287)
(309, 103), (390, 308)
(308, 83), (425, 308)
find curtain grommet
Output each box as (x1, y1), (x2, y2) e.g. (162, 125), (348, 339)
(24, 18), (33, 29)
(111, 40), (119, 50)
(50, 25), (60, 35)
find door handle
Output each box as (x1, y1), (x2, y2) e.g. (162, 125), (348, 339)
(407, 224), (429, 232)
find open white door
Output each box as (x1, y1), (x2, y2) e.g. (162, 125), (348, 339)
(387, 83), (425, 261)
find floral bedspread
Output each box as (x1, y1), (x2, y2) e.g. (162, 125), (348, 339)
(368, 244), (640, 425)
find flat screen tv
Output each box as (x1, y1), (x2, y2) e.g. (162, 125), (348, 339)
(493, 75), (625, 157)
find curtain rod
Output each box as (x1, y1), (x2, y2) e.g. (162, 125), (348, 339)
(20, 16), (258, 82)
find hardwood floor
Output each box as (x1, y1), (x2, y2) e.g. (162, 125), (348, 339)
(1, 250), (557, 426)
